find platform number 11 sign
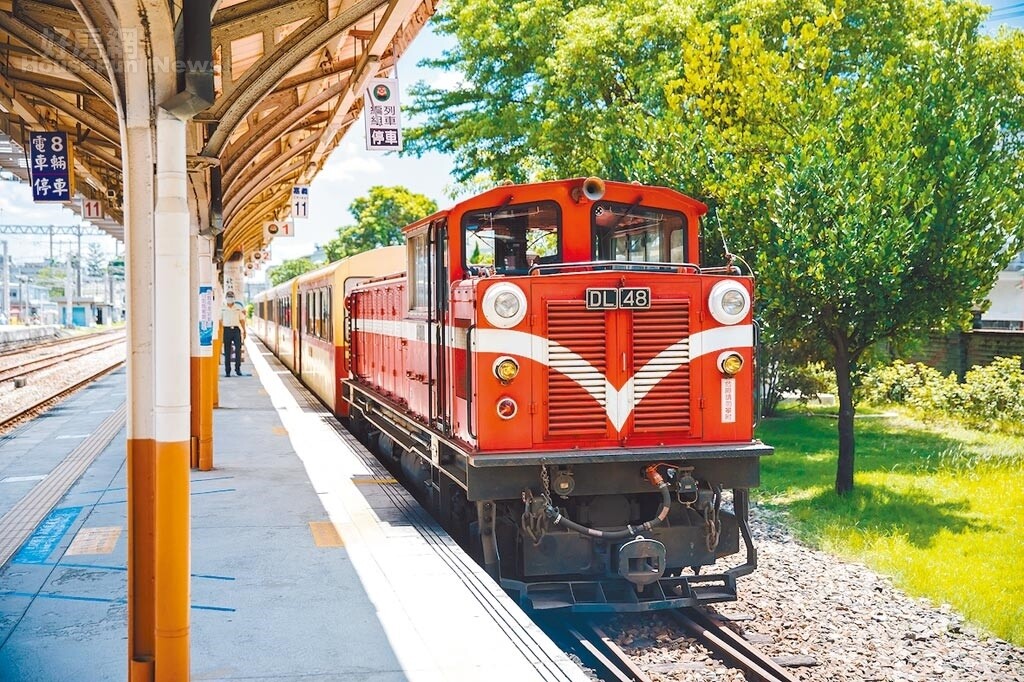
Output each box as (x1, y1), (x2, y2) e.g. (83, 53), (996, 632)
(292, 185), (308, 219)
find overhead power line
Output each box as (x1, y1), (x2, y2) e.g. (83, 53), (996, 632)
(0, 225), (106, 237)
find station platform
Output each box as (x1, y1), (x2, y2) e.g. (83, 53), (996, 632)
(0, 325), (59, 350)
(0, 341), (587, 681)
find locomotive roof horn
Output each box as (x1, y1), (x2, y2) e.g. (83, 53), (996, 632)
(572, 176), (606, 203)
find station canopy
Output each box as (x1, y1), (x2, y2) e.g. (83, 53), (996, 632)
(0, 0), (435, 257)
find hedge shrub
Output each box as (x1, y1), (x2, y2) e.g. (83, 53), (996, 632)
(861, 356), (1024, 433)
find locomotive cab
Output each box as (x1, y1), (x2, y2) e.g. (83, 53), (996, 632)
(343, 178), (772, 612)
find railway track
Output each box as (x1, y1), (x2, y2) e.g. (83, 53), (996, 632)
(0, 328), (123, 362)
(669, 608), (800, 682)
(0, 332), (126, 383)
(542, 608), (800, 682)
(0, 333), (126, 433)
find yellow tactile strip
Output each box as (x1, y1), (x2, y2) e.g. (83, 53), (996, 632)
(66, 526), (122, 556)
(308, 521), (344, 547)
(0, 403), (127, 568)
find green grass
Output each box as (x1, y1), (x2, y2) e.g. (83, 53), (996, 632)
(755, 405), (1024, 646)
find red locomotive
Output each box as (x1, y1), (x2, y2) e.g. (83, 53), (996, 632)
(256, 178), (771, 612)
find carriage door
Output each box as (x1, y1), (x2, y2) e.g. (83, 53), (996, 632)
(430, 219), (450, 433)
(297, 291), (304, 375)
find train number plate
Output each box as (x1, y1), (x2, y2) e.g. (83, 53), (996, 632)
(586, 287), (651, 310)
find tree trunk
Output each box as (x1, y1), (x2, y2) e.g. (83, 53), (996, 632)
(833, 338), (857, 496)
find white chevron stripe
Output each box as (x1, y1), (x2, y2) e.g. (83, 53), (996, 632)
(352, 318), (753, 431)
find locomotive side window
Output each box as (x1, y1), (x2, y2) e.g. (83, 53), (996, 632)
(462, 201), (561, 275)
(409, 233), (428, 311)
(592, 202), (687, 263)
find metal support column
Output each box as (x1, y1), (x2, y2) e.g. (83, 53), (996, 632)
(190, 226), (215, 471)
(152, 109), (191, 682)
(118, 3), (190, 680)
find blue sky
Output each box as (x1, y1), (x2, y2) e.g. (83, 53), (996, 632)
(0, 5), (1021, 272)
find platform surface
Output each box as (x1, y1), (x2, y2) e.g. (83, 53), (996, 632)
(0, 342), (586, 681)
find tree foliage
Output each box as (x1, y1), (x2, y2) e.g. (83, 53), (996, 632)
(324, 185), (438, 261)
(408, 0), (1024, 495)
(267, 257), (316, 286)
(404, 0), (702, 189)
(85, 243), (106, 279)
(672, 0), (1024, 493)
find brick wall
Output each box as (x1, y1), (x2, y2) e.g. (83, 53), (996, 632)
(908, 330), (1024, 378)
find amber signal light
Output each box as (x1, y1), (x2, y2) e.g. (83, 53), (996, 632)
(718, 351), (744, 376)
(493, 356), (520, 384)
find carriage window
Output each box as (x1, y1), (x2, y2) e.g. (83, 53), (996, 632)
(462, 201), (561, 275)
(409, 233), (429, 310)
(592, 202), (687, 263)
(323, 287), (332, 342)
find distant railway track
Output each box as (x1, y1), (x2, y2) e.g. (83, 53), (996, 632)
(0, 328), (123, 361)
(0, 333), (126, 433)
(0, 332), (126, 383)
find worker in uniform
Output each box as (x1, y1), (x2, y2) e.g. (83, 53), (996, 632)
(222, 291), (246, 377)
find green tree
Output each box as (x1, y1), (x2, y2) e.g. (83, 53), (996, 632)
(324, 186), (438, 261)
(671, 0), (1024, 494)
(86, 243), (106, 279)
(409, 0), (1024, 495)
(267, 257), (316, 286)
(405, 0), (699, 188)
(34, 266), (67, 299)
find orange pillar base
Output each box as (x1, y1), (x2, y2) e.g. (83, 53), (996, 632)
(154, 439), (190, 682)
(127, 438), (156, 677)
(189, 356), (214, 470)
(211, 338), (221, 408)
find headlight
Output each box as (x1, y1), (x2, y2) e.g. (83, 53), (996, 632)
(708, 279), (750, 325)
(493, 292), (521, 319)
(482, 283), (528, 328)
(721, 290), (747, 316)
(493, 356), (520, 383)
(717, 351), (744, 375)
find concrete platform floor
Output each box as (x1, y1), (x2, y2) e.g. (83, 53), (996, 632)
(0, 342), (586, 681)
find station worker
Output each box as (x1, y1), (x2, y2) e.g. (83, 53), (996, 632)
(221, 291), (246, 377)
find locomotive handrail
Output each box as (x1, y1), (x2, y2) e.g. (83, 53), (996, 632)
(465, 323), (477, 441)
(528, 260), (702, 275)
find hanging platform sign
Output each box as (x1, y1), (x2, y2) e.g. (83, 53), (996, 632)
(30, 132), (75, 203)
(364, 78), (402, 151)
(291, 185), (309, 219)
(264, 220), (294, 241)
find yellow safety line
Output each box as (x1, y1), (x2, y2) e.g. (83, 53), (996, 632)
(308, 521), (344, 547)
(66, 526), (122, 555)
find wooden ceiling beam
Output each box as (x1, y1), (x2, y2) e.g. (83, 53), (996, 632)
(0, 11), (115, 108)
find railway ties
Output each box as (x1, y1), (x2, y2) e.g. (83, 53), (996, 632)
(669, 607), (801, 682)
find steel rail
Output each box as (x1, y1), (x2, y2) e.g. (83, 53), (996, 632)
(0, 358), (125, 433)
(0, 334), (125, 382)
(669, 608), (800, 682)
(541, 617), (653, 682)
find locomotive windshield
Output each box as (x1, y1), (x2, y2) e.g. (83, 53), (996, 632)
(592, 202), (688, 264)
(463, 201), (561, 275)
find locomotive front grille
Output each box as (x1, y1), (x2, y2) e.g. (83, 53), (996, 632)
(632, 300), (691, 431)
(545, 298), (692, 437)
(547, 301), (607, 434)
